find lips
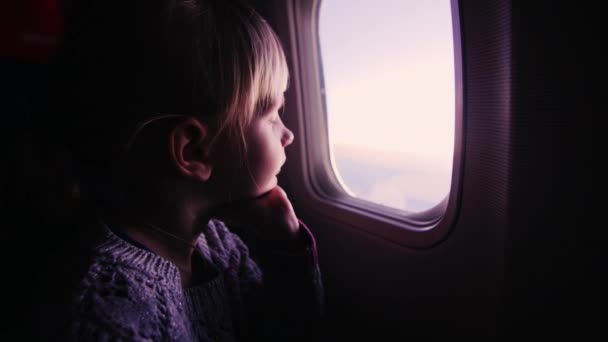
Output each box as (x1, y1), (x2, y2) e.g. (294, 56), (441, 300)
(277, 157), (286, 175)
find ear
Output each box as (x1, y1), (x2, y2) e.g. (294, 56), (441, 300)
(168, 117), (213, 182)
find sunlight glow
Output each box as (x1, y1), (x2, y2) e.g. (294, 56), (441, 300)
(319, 0), (455, 212)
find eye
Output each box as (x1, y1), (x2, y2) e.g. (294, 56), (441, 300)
(269, 106), (284, 125)
(270, 115), (281, 128)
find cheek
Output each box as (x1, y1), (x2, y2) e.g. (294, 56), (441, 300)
(247, 127), (283, 179)
(210, 123), (284, 199)
(248, 140), (276, 175)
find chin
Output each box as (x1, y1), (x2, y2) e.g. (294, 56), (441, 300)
(254, 177), (278, 197)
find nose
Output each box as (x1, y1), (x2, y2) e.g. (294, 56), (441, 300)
(282, 126), (294, 147)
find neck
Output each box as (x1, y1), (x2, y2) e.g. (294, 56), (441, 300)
(141, 223), (198, 249)
(104, 198), (215, 287)
(118, 221), (197, 280)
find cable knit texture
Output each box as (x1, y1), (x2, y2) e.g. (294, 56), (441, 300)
(67, 219), (322, 341)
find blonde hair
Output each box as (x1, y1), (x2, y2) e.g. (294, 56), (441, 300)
(189, 1), (290, 160)
(54, 0), (288, 167)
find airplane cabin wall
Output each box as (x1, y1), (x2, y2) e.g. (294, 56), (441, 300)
(0, 0), (597, 340)
(254, 0), (596, 340)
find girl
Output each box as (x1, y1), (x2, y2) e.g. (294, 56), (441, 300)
(30, 0), (323, 340)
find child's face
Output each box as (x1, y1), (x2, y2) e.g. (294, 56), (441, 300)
(211, 95), (294, 200)
(244, 97), (294, 196)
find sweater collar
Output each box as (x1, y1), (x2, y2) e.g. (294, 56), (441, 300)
(98, 221), (182, 287)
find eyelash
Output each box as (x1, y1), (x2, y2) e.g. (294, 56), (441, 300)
(269, 106), (284, 124)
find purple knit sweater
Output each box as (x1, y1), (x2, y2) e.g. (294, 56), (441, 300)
(67, 219), (323, 341)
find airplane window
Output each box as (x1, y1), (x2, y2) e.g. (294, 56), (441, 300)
(318, 0), (455, 212)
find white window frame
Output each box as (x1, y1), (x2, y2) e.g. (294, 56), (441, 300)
(281, 0), (464, 248)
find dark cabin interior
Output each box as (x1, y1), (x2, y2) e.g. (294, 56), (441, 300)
(1, 1), (600, 340)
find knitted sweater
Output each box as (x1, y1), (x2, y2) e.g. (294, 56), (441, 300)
(55, 219), (323, 341)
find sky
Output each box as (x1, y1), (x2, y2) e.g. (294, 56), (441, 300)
(319, 0), (455, 167)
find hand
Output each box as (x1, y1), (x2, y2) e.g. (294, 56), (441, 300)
(214, 186), (300, 246)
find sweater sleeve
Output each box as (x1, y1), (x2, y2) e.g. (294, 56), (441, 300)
(223, 220), (325, 341)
